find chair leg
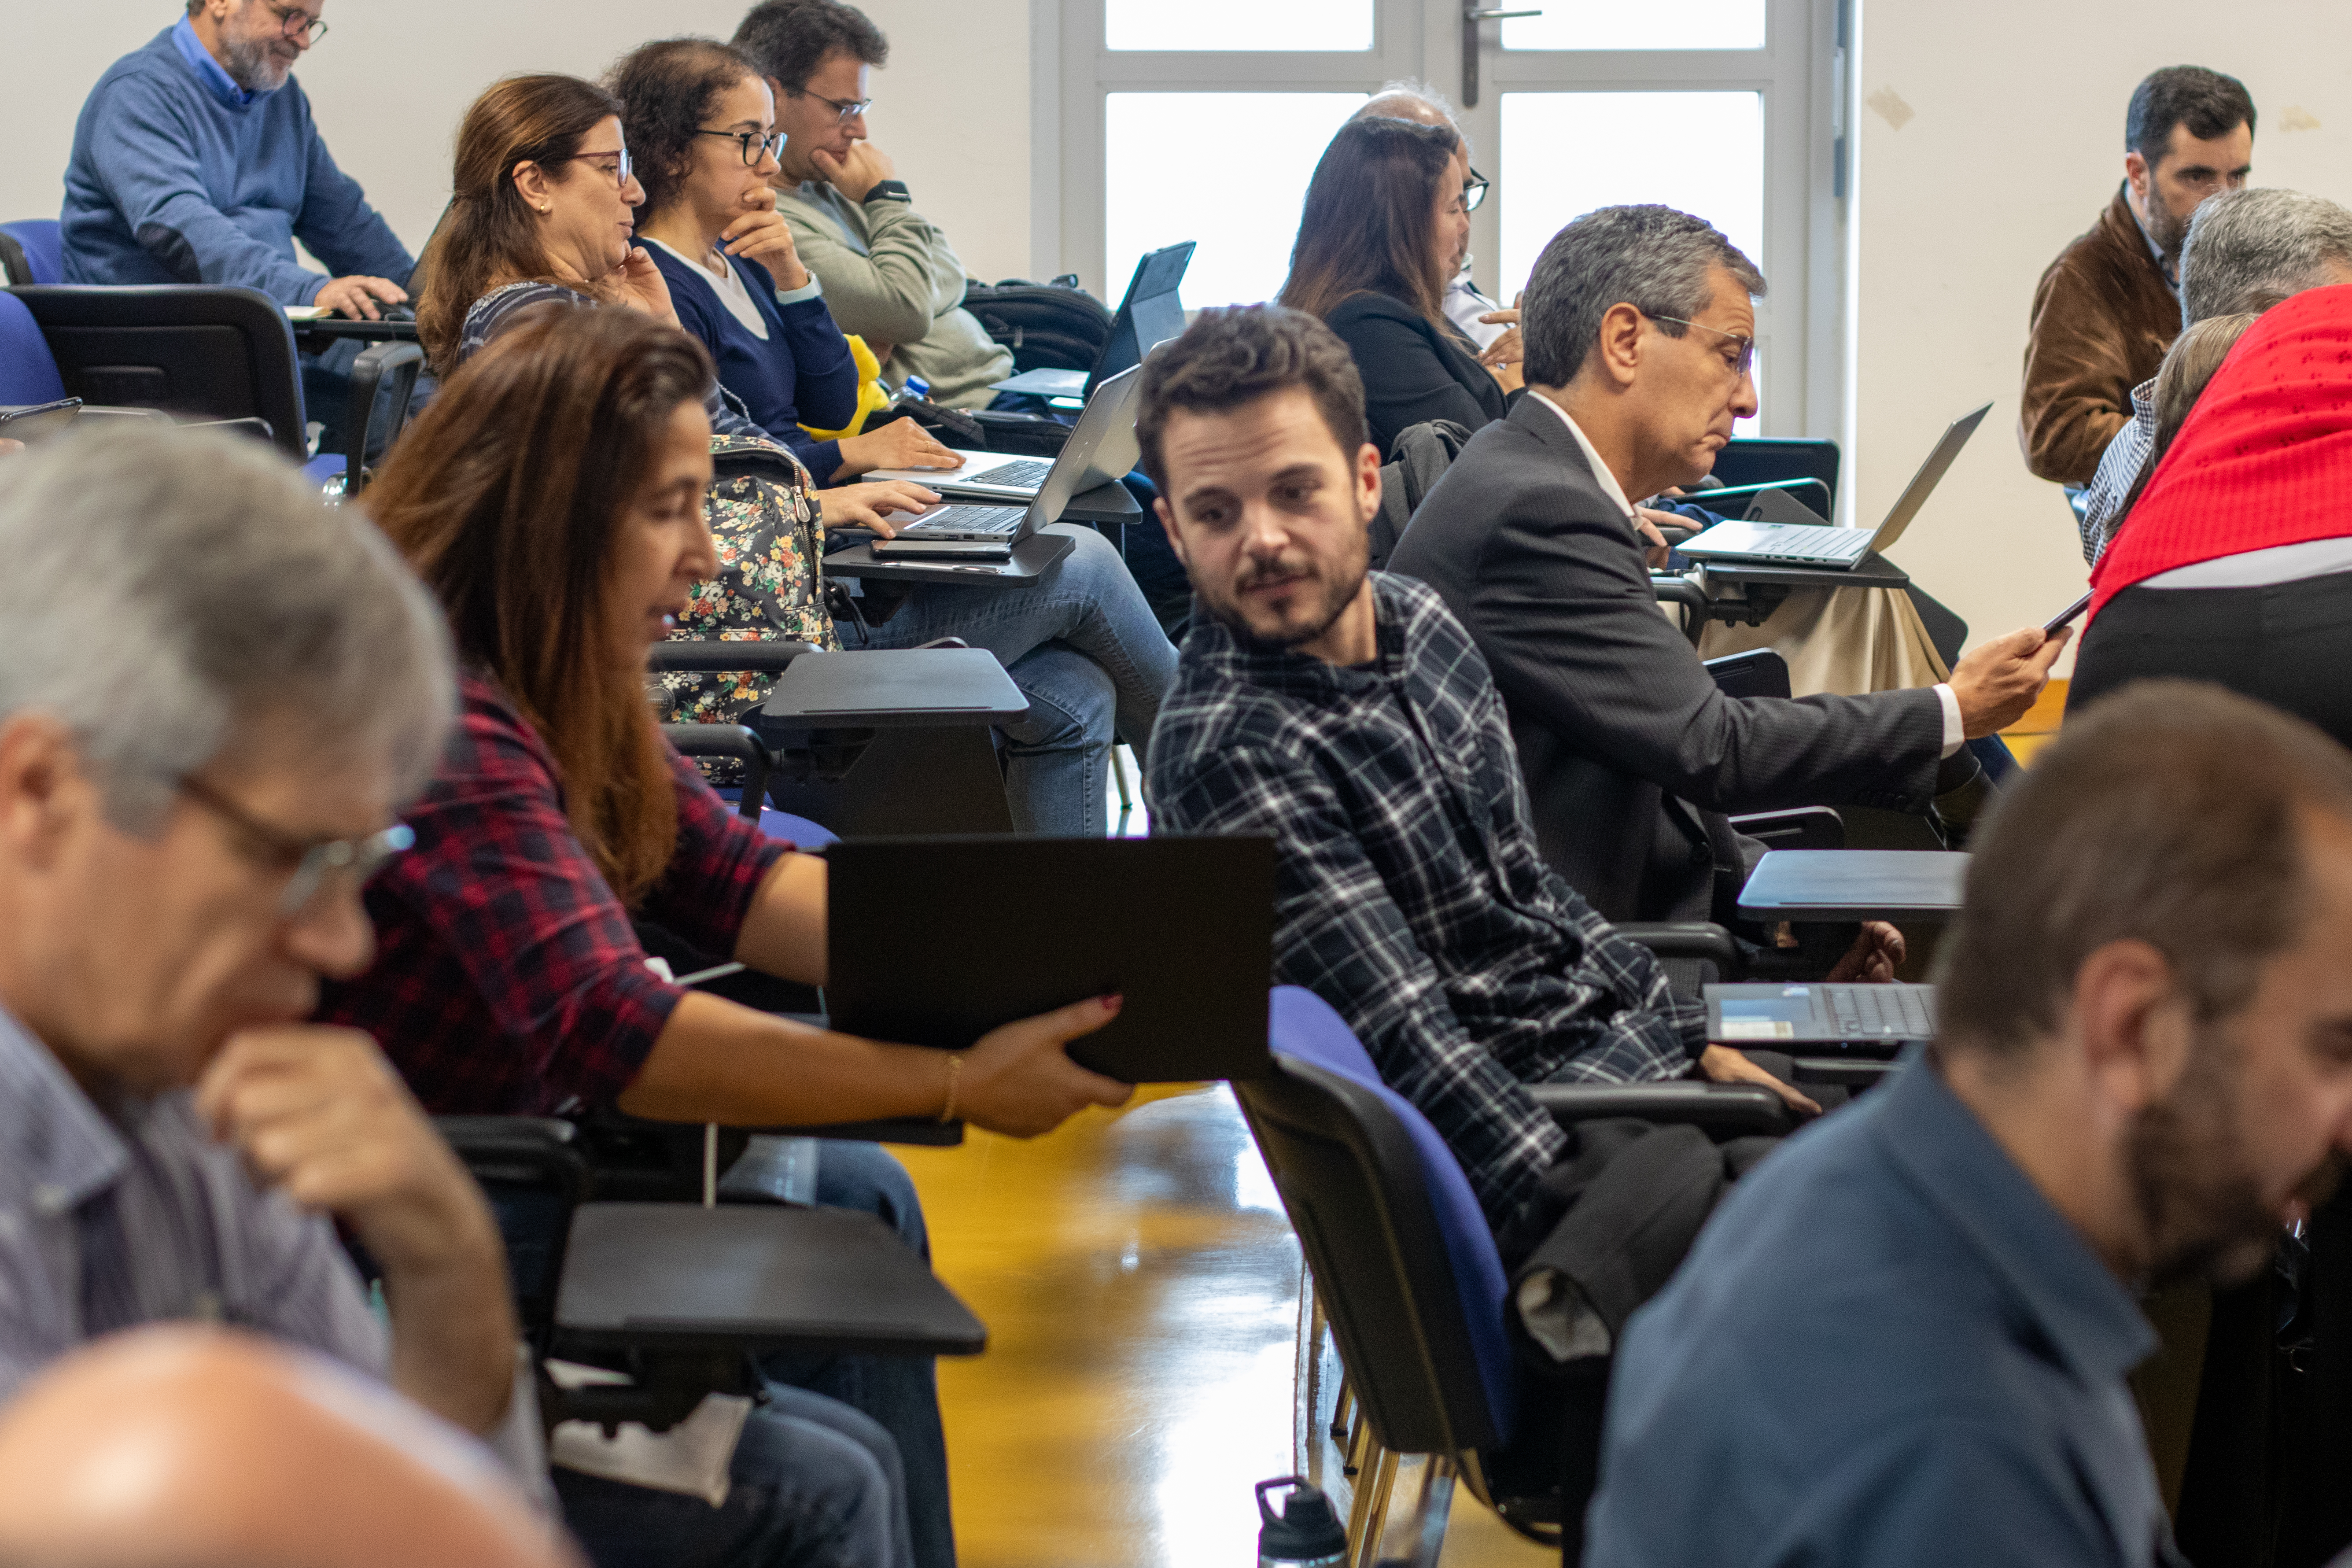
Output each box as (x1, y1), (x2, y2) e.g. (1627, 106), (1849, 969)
(1111, 744), (1135, 812)
(1349, 1445), (1401, 1568)
(1377, 1453), (1457, 1568)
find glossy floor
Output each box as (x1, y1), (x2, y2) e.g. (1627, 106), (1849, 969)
(898, 1085), (1550, 1568)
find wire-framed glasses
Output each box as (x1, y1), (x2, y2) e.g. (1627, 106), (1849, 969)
(693, 129), (785, 166)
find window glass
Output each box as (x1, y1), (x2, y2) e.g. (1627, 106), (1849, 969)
(1105, 93), (1367, 311)
(1498, 92), (1764, 429)
(1502, 0), (1765, 51)
(1106, 0), (1375, 52)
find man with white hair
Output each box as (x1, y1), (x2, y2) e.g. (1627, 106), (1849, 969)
(62, 0), (416, 448)
(0, 425), (519, 1442)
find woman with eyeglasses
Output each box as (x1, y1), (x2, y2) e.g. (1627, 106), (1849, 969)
(618, 38), (962, 489)
(1279, 114), (1513, 458)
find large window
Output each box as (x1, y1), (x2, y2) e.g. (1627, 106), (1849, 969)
(1045, 0), (1846, 441)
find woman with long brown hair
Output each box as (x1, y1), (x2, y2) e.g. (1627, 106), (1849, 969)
(1278, 114), (1507, 456)
(324, 303), (1128, 1568)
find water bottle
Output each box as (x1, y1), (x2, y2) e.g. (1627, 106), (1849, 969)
(902, 374), (933, 400)
(1256, 1476), (1347, 1568)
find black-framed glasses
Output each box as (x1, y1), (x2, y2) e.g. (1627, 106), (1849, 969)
(1463, 167), (1490, 212)
(262, 0), (328, 44)
(577, 147), (635, 189)
(788, 86), (871, 125)
(1644, 312), (1756, 377)
(693, 128), (785, 167)
(177, 773), (413, 918)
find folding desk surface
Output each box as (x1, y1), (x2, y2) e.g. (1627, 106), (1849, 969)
(556, 1203), (988, 1358)
(1736, 849), (1969, 922)
(755, 646), (1028, 730)
(1692, 549), (1911, 592)
(823, 527), (1076, 589)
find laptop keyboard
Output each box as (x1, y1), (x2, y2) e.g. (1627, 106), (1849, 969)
(1825, 985), (1935, 1037)
(962, 459), (1053, 488)
(902, 505), (1026, 537)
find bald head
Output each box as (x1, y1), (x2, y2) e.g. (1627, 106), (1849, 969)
(1354, 81), (1462, 140)
(0, 1328), (577, 1568)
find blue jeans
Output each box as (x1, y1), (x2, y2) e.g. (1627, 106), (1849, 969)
(555, 1381), (899, 1568)
(847, 524), (1177, 835)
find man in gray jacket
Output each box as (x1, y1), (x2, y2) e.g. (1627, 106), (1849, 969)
(733, 0), (1014, 410)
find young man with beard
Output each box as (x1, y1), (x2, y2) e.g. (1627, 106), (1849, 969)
(1137, 304), (1881, 1248)
(61, 0), (416, 449)
(1585, 681), (2352, 1568)
(2020, 66), (2255, 487)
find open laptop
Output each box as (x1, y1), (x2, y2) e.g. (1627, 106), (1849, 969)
(1678, 402), (1992, 569)
(987, 241), (1195, 404)
(825, 835), (1276, 1083)
(1706, 983), (1937, 1044)
(870, 366), (1144, 558)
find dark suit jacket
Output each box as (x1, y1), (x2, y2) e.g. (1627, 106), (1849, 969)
(1386, 397), (1944, 923)
(1325, 290), (1512, 458)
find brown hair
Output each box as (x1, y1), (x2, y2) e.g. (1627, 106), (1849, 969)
(612, 39), (760, 224)
(1936, 681), (2352, 1056)
(414, 74), (624, 375)
(1277, 116), (1460, 328)
(367, 305), (716, 905)
(2153, 307), (2268, 457)
(1134, 305), (1369, 492)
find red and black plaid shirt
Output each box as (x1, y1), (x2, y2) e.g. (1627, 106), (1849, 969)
(318, 672), (790, 1115)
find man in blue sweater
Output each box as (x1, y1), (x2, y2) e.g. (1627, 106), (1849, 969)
(62, 0), (416, 448)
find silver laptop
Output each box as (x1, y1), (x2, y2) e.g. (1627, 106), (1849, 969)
(864, 414), (1136, 502)
(1678, 402), (1992, 569)
(872, 366), (1143, 558)
(1706, 983), (1936, 1044)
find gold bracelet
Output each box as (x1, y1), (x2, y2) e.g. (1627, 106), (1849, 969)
(938, 1051), (964, 1124)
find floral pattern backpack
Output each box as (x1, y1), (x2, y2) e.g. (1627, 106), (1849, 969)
(653, 432), (838, 729)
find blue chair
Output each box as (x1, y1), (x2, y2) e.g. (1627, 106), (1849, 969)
(1240, 986), (1790, 1566)
(0, 291), (68, 406)
(0, 221), (63, 287)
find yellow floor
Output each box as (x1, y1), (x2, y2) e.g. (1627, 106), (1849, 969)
(900, 1085), (1550, 1568)
(2003, 676), (2070, 767)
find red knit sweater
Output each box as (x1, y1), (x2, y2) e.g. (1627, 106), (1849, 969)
(2088, 283), (2352, 624)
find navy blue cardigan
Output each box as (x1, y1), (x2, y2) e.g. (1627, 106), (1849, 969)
(650, 245), (860, 482)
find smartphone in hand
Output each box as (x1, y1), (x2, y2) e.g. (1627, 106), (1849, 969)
(2044, 591), (2093, 636)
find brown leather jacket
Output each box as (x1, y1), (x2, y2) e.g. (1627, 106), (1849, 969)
(2019, 187), (2181, 485)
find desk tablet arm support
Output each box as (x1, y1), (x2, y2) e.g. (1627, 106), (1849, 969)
(1528, 1081), (1794, 1138)
(341, 340), (424, 499)
(1615, 922), (1747, 981)
(661, 724), (773, 822)
(1649, 576), (1711, 648)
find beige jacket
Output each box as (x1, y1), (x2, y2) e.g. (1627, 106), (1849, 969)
(774, 182), (1013, 409)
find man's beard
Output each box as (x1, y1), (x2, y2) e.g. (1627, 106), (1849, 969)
(2142, 194), (2191, 268)
(2129, 1022), (2344, 1290)
(1203, 542), (1367, 655)
(221, 30), (293, 92)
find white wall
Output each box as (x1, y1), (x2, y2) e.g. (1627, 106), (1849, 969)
(0, 0), (1032, 282)
(1850, 0), (2352, 656)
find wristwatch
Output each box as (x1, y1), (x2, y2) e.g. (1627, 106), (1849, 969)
(861, 179), (912, 205)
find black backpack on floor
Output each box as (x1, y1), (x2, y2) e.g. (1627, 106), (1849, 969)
(962, 275), (1113, 374)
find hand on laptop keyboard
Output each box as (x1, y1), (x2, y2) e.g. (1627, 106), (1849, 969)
(816, 480), (943, 538)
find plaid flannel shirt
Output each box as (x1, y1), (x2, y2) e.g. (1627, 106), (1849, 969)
(1146, 574), (1707, 1232)
(317, 672), (790, 1115)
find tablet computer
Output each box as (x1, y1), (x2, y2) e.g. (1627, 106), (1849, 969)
(825, 835), (1276, 1083)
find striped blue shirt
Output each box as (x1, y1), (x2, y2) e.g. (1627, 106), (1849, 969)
(0, 1003), (386, 1399)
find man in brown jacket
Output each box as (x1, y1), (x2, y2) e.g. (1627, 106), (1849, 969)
(2020, 66), (2255, 485)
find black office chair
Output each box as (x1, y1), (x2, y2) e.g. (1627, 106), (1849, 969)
(1707, 436), (1841, 515)
(1240, 987), (1793, 1567)
(7, 283), (420, 496)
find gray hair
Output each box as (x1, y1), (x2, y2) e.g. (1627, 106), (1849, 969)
(0, 425), (455, 830)
(1521, 205), (1765, 387)
(1355, 80), (1471, 153)
(2181, 188), (2352, 325)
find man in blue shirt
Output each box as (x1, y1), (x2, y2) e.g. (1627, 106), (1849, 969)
(1585, 679), (2352, 1567)
(62, 1), (416, 446)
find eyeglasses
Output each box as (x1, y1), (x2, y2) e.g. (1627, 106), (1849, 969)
(1644, 312), (1756, 377)
(577, 148), (635, 189)
(177, 773), (413, 919)
(788, 86), (871, 125)
(1463, 168), (1490, 212)
(261, 1), (328, 44)
(693, 128), (785, 167)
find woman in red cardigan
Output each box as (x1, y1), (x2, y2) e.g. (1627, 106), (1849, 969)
(2069, 282), (2352, 746)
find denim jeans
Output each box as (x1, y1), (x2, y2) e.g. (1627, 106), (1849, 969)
(845, 524), (1178, 835)
(555, 1381), (898, 1568)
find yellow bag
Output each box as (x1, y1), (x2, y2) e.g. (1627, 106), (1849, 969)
(798, 334), (892, 441)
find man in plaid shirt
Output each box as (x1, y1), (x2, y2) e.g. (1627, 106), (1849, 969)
(1137, 306), (1839, 1240)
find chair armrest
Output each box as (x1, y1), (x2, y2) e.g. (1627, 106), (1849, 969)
(1649, 576), (1710, 648)
(1729, 806), (1845, 851)
(1703, 648), (1791, 699)
(660, 723), (771, 820)
(343, 339), (424, 498)
(435, 1115), (590, 1205)
(1615, 922), (1746, 980)
(1529, 1081), (1793, 1137)
(648, 639), (819, 674)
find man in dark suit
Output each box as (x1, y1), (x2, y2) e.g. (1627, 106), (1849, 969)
(1389, 204), (2067, 924)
